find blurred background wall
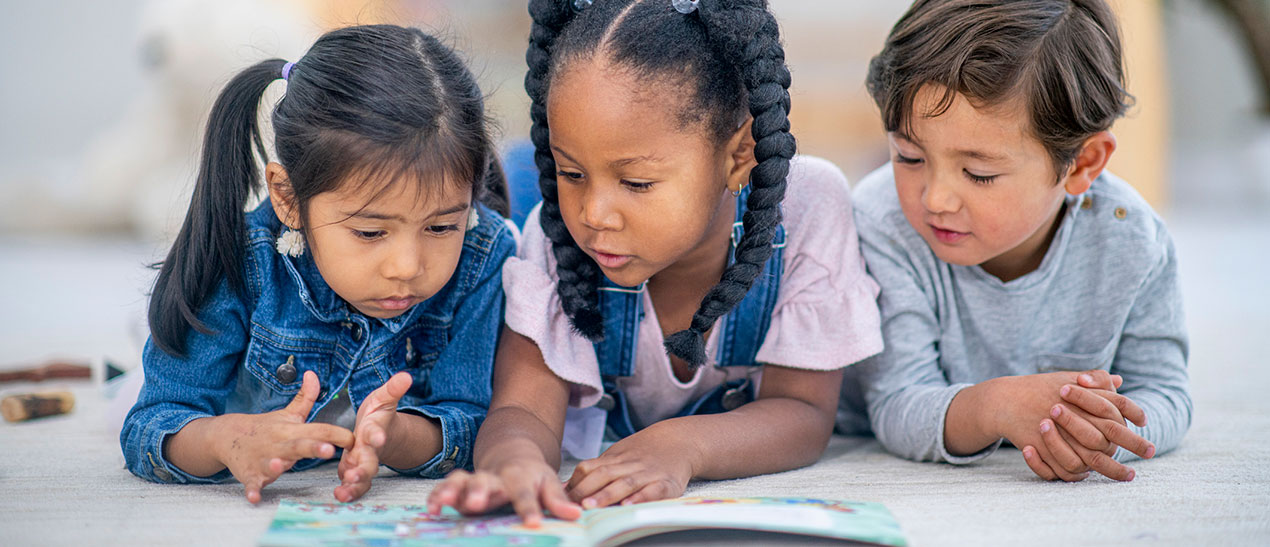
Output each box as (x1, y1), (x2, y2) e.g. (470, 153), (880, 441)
(2, 0), (1267, 245)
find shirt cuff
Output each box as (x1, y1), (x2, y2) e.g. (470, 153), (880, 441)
(388, 403), (479, 478)
(138, 412), (233, 484)
(936, 383), (1003, 465)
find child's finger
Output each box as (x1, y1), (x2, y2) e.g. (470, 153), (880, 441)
(280, 439), (338, 463)
(566, 462), (641, 505)
(619, 481), (674, 507)
(507, 480), (545, 528)
(1102, 390), (1148, 427)
(1059, 385), (1124, 423)
(282, 371), (321, 418)
(1093, 419), (1156, 460)
(243, 475), (266, 504)
(1060, 427), (1136, 482)
(427, 471), (469, 514)
(539, 479), (582, 521)
(359, 421), (388, 449)
(1021, 445), (1058, 481)
(1049, 404), (1111, 452)
(1033, 443), (1089, 482)
(294, 422), (356, 449)
(1039, 419), (1087, 475)
(1077, 370), (1117, 391)
(461, 471), (495, 514)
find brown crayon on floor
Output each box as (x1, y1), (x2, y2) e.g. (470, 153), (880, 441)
(1, 391), (75, 422)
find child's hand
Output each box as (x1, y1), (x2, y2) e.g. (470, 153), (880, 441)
(426, 457), (581, 527)
(1034, 383), (1155, 481)
(994, 370), (1121, 482)
(215, 370), (355, 504)
(333, 371), (413, 502)
(564, 426), (693, 510)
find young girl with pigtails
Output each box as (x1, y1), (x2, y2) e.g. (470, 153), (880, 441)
(429, 0), (883, 524)
(120, 25), (517, 504)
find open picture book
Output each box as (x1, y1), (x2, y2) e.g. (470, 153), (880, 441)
(258, 496), (907, 546)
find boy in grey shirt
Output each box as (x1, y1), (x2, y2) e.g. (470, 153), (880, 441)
(840, 0), (1190, 482)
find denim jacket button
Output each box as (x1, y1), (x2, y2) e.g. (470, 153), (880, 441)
(275, 358), (298, 383)
(436, 460), (455, 474)
(154, 467), (173, 482)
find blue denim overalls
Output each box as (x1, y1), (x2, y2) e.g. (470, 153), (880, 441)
(591, 187), (786, 440)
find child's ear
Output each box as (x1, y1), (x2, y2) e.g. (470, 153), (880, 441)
(1062, 131), (1116, 195)
(724, 117), (758, 194)
(265, 162), (301, 229)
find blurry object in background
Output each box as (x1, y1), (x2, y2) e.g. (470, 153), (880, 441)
(1, 391), (75, 423)
(0, 0), (433, 243)
(1107, 0), (1171, 209)
(0, 0), (320, 242)
(77, 0), (319, 242)
(1208, 0), (1270, 115)
(1207, 0), (1270, 206)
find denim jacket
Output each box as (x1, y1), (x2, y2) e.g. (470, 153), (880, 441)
(121, 198), (516, 484)
(591, 186), (787, 439)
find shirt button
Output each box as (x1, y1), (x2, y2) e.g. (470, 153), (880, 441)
(1114, 207), (1128, 220)
(275, 356), (297, 383)
(436, 460), (455, 474)
(1081, 196), (1093, 210)
(154, 467), (174, 482)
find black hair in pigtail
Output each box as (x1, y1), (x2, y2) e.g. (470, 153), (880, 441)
(527, 0), (606, 340)
(151, 25), (505, 357)
(665, 0), (796, 366)
(527, 0), (795, 365)
(148, 59), (284, 358)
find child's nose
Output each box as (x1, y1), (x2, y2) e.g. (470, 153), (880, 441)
(579, 186), (623, 232)
(382, 241), (425, 281)
(922, 173), (961, 214)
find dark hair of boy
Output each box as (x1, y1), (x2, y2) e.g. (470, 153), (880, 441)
(867, 0), (1133, 181)
(149, 24), (509, 358)
(525, 0), (797, 367)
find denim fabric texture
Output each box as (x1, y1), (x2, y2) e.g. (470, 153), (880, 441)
(121, 198), (516, 484)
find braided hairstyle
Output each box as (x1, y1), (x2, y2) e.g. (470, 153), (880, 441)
(150, 25), (507, 357)
(525, 0), (796, 367)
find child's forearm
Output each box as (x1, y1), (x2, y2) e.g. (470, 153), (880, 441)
(643, 395), (836, 481)
(943, 378), (1006, 456)
(474, 405), (563, 471)
(164, 415), (233, 477)
(379, 412), (443, 470)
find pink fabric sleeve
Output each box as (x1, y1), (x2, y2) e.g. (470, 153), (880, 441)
(501, 206), (604, 407)
(754, 156), (884, 369)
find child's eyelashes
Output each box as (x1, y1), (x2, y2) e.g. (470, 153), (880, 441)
(556, 170), (584, 183)
(353, 229), (386, 241)
(556, 170), (654, 191)
(894, 153), (923, 165)
(621, 180), (654, 192)
(426, 224), (460, 235)
(964, 170), (999, 185)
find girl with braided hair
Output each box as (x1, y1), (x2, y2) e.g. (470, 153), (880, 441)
(429, 0), (882, 523)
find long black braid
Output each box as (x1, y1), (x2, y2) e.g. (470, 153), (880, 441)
(525, 0), (796, 366)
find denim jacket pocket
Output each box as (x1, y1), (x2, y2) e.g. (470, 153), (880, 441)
(1032, 336), (1119, 373)
(390, 324), (448, 399)
(241, 322), (338, 410)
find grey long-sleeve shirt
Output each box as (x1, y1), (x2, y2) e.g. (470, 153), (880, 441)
(839, 164), (1191, 464)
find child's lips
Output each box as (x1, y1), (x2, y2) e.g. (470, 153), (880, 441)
(375, 296), (417, 310)
(589, 247), (633, 269)
(930, 224), (969, 244)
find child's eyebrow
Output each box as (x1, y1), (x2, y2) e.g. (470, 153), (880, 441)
(954, 149), (1009, 163)
(344, 202), (469, 222)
